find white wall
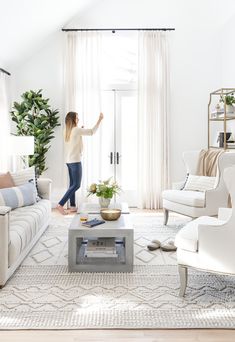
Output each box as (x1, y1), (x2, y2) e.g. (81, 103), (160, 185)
(221, 14), (235, 87)
(11, 0), (235, 203)
(220, 14), (235, 145)
(11, 33), (66, 203)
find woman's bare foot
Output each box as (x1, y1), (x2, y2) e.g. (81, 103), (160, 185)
(69, 207), (77, 213)
(56, 204), (68, 215)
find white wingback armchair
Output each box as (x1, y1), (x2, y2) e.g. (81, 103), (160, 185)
(162, 151), (235, 225)
(175, 165), (235, 297)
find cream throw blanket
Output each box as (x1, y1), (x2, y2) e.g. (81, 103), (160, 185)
(196, 149), (224, 177)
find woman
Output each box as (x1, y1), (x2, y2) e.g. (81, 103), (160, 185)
(57, 111), (104, 215)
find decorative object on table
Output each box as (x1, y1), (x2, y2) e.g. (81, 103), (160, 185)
(82, 218), (105, 228)
(11, 89), (60, 176)
(80, 211), (88, 222)
(87, 177), (121, 208)
(100, 208), (121, 221)
(99, 197), (111, 208)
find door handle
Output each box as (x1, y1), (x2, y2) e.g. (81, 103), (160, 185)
(117, 152), (121, 164)
(110, 152), (113, 164)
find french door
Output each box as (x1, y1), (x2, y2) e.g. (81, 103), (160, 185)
(100, 89), (138, 207)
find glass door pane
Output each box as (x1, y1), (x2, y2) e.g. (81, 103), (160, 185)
(100, 90), (115, 180)
(116, 90), (138, 206)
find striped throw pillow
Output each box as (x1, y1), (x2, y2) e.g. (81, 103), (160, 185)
(0, 182), (37, 209)
(184, 175), (216, 192)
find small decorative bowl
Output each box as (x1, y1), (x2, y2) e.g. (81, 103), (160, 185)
(100, 208), (121, 221)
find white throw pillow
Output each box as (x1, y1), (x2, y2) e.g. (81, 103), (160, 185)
(184, 175), (216, 192)
(10, 167), (39, 199)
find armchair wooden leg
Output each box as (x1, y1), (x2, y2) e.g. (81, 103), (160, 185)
(178, 265), (188, 297)
(163, 208), (169, 225)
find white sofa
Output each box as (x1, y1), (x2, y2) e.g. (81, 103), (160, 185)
(0, 178), (51, 288)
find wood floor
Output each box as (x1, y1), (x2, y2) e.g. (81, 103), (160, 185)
(0, 329), (235, 342)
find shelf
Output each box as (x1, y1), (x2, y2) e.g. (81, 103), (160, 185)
(209, 146), (235, 150)
(210, 117), (235, 121)
(211, 88), (235, 95)
(208, 88), (235, 150)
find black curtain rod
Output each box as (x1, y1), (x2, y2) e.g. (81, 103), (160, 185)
(0, 68), (11, 76)
(62, 28), (175, 32)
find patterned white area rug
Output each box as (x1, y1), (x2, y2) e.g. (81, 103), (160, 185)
(1, 213), (235, 329)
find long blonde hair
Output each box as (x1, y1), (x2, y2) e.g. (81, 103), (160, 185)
(65, 112), (77, 142)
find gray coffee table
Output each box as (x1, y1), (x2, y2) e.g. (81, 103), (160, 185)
(68, 212), (133, 273)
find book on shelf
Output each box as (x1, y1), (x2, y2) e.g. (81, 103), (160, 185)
(227, 143), (235, 148)
(217, 113), (235, 119)
(85, 238), (117, 258)
(82, 218), (105, 228)
(85, 252), (118, 258)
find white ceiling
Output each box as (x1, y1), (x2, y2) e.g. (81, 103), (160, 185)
(1, 0), (235, 71)
(0, 0), (99, 69)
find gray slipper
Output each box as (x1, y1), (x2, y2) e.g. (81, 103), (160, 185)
(147, 239), (161, 251)
(161, 240), (177, 252)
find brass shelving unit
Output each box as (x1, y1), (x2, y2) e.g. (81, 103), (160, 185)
(208, 88), (235, 150)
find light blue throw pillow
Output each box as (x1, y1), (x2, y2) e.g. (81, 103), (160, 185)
(0, 182), (37, 209)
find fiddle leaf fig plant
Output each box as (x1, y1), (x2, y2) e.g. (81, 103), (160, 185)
(11, 89), (60, 176)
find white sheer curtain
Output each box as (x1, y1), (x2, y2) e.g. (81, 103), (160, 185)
(137, 31), (170, 209)
(0, 71), (10, 172)
(64, 31), (102, 201)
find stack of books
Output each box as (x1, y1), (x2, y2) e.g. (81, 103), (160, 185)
(85, 238), (117, 258)
(227, 142), (235, 149)
(82, 218), (105, 228)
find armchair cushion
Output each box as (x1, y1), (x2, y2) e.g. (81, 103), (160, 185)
(162, 190), (205, 208)
(183, 175), (216, 192)
(175, 216), (224, 253)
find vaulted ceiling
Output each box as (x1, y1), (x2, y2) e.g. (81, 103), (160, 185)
(1, 0), (235, 71)
(0, 0), (99, 69)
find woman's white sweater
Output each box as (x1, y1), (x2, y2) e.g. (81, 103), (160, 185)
(65, 123), (99, 163)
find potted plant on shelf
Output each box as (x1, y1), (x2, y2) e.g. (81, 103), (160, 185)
(220, 93), (235, 114)
(88, 178), (121, 208)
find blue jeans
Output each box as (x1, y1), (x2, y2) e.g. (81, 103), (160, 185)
(59, 162), (82, 207)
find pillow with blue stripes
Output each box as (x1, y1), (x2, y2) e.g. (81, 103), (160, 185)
(0, 182), (37, 209)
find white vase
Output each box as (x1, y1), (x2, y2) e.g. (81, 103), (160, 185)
(99, 197), (111, 208)
(226, 105), (235, 114)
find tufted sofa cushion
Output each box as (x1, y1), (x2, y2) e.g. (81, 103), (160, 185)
(162, 190), (205, 208)
(8, 199), (51, 267)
